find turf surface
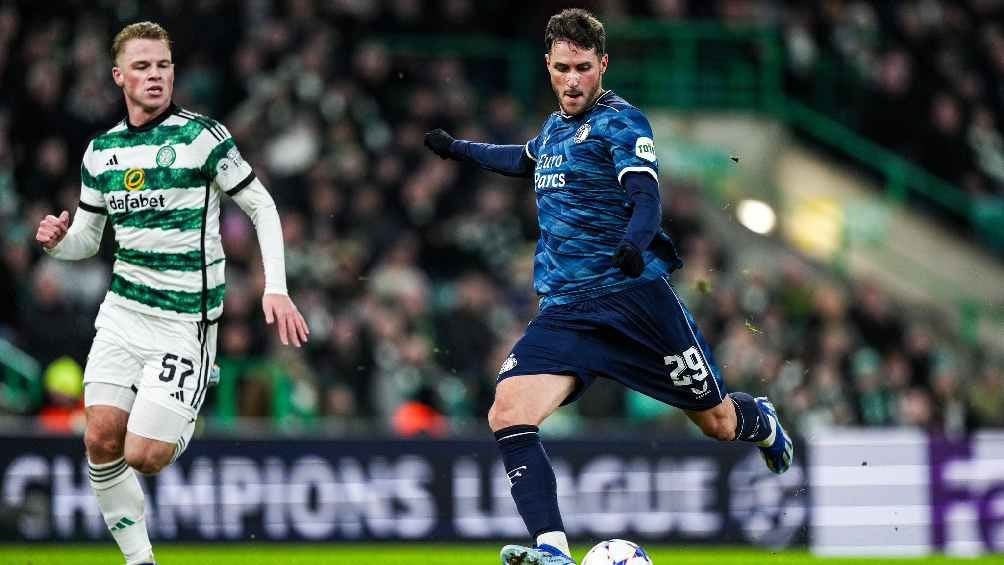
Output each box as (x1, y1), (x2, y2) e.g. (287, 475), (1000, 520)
(1, 544), (1001, 565)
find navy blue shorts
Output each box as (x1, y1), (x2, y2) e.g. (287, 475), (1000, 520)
(497, 276), (728, 412)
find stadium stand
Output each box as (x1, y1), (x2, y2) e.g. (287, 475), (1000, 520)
(0, 0), (1000, 440)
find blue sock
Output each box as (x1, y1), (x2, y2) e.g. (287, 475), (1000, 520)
(494, 425), (564, 539)
(729, 392), (772, 443)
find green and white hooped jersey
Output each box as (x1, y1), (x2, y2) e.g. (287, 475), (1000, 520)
(79, 104), (255, 322)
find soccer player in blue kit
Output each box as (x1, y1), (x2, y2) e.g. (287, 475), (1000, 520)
(424, 9), (794, 565)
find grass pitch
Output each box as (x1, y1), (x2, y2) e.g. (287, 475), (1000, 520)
(1, 544), (1001, 564)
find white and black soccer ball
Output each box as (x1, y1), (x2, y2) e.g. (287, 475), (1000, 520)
(581, 539), (653, 565)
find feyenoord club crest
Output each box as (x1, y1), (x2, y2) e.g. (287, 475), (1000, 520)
(498, 354), (518, 375)
(573, 122), (591, 143)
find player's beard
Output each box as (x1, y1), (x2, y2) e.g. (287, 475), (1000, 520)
(559, 84), (603, 116)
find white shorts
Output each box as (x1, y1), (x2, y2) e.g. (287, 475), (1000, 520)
(83, 302), (218, 443)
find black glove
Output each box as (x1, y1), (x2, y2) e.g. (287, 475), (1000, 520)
(424, 128), (456, 159)
(612, 241), (645, 278)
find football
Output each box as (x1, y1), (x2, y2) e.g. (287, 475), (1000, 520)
(581, 539), (653, 565)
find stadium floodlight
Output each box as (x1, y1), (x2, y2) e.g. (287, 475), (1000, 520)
(737, 198), (777, 235)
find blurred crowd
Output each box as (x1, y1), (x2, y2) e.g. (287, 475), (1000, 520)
(778, 0), (1004, 226)
(0, 0), (1000, 438)
(670, 224), (1004, 435)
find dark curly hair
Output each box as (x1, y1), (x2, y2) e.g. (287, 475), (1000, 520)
(544, 8), (606, 55)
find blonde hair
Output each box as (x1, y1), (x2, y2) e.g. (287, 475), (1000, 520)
(111, 21), (172, 64)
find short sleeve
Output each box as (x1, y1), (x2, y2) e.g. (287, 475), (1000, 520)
(201, 124), (256, 196)
(78, 140), (107, 214)
(607, 109), (658, 185)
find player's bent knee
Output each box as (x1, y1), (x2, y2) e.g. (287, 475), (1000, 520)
(701, 421), (734, 442)
(125, 449), (171, 475)
(690, 411), (735, 441)
(488, 399), (529, 432)
(487, 402), (510, 431)
(688, 400), (738, 442)
(127, 457), (164, 476)
(695, 415), (735, 441)
(84, 406), (129, 461)
(125, 393), (195, 471)
(490, 374), (575, 431)
(84, 426), (125, 461)
(124, 438), (174, 475)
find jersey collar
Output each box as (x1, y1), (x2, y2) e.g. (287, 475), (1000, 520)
(126, 102), (177, 132)
(557, 90), (614, 120)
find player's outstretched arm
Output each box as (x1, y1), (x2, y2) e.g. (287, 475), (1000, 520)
(37, 208), (107, 260)
(424, 128), (533, 178)
(424, 128), (459, 159)
(230, 178), (310, 347)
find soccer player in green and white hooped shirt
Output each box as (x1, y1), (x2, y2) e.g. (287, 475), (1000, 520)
(34, 22), (310, 565)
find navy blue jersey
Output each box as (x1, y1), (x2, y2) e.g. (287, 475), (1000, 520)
(525, 91), (680, 308)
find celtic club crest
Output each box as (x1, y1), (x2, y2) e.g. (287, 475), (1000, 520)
(156, 146), (176, 167)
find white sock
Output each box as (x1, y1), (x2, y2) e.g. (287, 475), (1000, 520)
(536, 530), (570, 557)
(89, 457), (154, 565)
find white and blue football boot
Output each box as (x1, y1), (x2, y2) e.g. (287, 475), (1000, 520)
(755, 397), (794, 474)
(500, 543), (576, 565)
